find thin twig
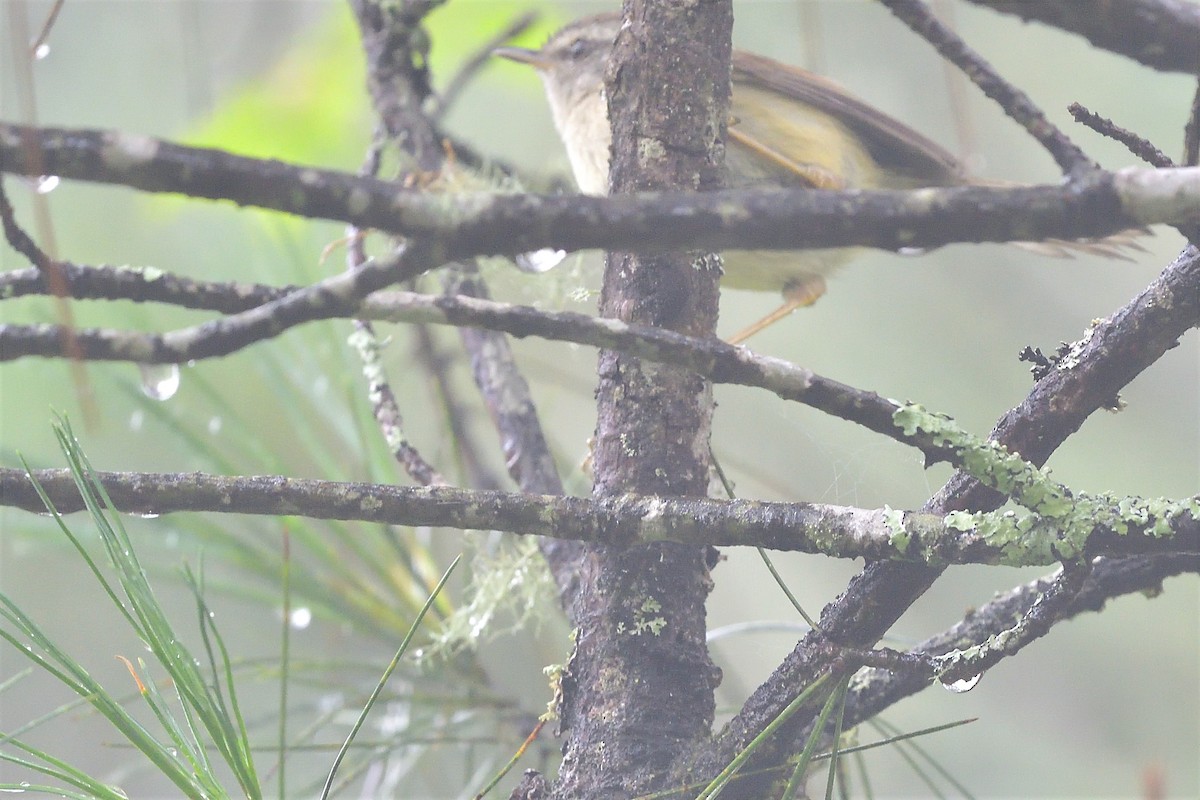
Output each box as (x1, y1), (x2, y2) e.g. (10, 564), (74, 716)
(432, 11), (539, 122)
(0, 177), (52, 266)
(1067, 101), (1200, 244)
(1068, 102), (1174, 168)
(880, 0), (1093, 175)
(933, 558), (1094, 685)
(843, 552), (1199, 728)
(0, 177), (92, 420)
(0, 262), (294, 312)
(1185, 77), (1200, 167)
(349, 0), (578, 601)
(29, 0), (66, 58)
(410, 321), (504, 490)
(0, 241), (442, 363)
(347, 132), (444, 486)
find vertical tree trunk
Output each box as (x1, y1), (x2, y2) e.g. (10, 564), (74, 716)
(551, 3), (734, 798)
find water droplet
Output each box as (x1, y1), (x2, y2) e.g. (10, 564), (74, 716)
(36, 175), (59, 193)
(942, 673), (982, 693)
(128, 409), (145, 431)
(207, 416), (222, 435)
(33, 43), (50, 60)
(515, 248), (566, 273)
(138, 363), (180, 400)
(289, 607), (312, 629)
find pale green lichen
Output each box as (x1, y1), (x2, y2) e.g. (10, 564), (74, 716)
(940, 490), (1197, 567)
(882, 505), (910, 555)
(939, 507), (1063, 566)
(891, 403), (952, 440)
(893, 403), (1071, 517)
(426, 538), (557, 660)
(895, 404), (1194, 567)
(625, 596), (667, 637)
(541, 662), (565, 721)
(946, 625), (1017, 666)
(637, 137), (667, 166)
(943, 510), (977, 533)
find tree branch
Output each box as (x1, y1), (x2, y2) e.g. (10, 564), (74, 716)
(348, 0), (585, 625)
(964, 0), (1200, 74)
(4, 468), (1194, 564)
(3, 124), (1195, 255)
(7, 248), (1200, 513)
(843, 553), (1200, 727)
(0, 261), (295, 313)
(696, 237), (1200, 793)
(931, 243), (1200, 511)
(880, 0), (1092, 175)
(0, 241), (441, 362)
(439, 264), (583, 603)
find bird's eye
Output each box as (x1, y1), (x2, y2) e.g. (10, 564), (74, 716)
(566, 39), (589, 59)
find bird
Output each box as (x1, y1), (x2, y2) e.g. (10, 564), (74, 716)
(496, 14), (1143, 343)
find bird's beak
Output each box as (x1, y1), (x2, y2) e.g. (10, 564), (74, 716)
(493, 45), (551, 69)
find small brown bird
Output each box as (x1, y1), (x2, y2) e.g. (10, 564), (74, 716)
(497, 14), (1142, 343)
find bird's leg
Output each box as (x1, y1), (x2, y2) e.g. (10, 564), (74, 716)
(726, 127), (846, 189)
(727, 274), (827, 345)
